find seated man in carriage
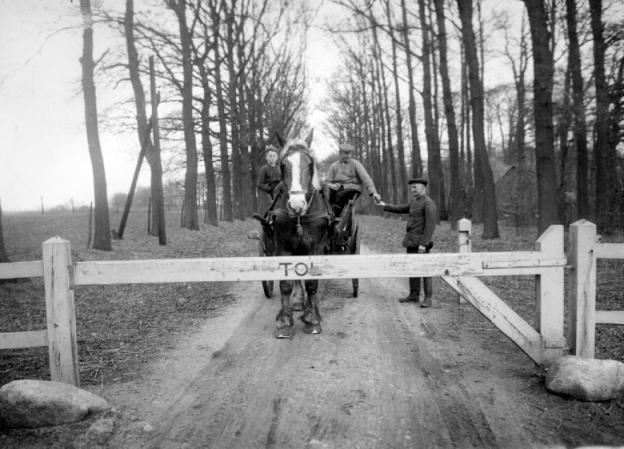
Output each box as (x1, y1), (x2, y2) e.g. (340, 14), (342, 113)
(325, 143), (381, 220)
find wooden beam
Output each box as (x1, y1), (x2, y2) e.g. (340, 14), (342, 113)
(73, 251), (567, 286)
(0, 260), (43, 280)
(457, 218), (471, 304)
(595, 311), (624, 325)
(568, 220), (597, 358)
(595, 243), (624, 259)
(535, 225), (566, 362)
(442, 275), (544, 364)
(43, 237), (79, 386)
(0, 330), (47, 349)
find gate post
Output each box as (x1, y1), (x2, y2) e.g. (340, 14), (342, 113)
(568, 220), (597, 358)
(42, 237), (79, 386)
(535, 225), (566, 362)
(457, 218), (471, 304)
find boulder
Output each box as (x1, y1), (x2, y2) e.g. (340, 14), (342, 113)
(0, 379), (110, 428)
(545, 356), (624, 401)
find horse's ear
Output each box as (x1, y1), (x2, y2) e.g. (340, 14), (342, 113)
(275, 131), (286, 148)
(304, 129), (314, 148)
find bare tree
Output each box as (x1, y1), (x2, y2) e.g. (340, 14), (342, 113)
(457, 0), (499, 238)
(419, 0), (442, 222)
(589, 0), (616, 231)
(166, 0), (199, 230)
(384, 0), (408, 203)
(566, 0), (589, 220)
(80, 0), (112, 250)
(124, 0), (166, 244)
(522, 0), (560, 234)
(434, 0), (462, 228)
(399, 0), (423, 178)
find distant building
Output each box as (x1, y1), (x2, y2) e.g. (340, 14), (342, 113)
(495, 165), (537, 226)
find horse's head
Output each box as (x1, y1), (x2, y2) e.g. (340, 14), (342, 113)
(277, 129), (320, 216)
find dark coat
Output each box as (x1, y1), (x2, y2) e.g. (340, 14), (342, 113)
(383, 195), (437, 248)
(257, 164), (281, 197)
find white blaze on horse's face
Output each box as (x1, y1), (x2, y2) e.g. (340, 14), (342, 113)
(285, 151), (308, 214)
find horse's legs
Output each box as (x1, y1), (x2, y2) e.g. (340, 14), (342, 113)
(301, 279), (322, 334)
(275, 280), (294, 338)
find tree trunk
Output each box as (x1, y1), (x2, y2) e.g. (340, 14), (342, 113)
(557, 63), (573, 225)
(210, 3), (233, 222)
(80, 0), (111, 251)
(237, 32), (253, 218)
(371, 19), (396, 203)
(522, 0), (561, 234)
(400, 0), (422, 178)
(225, 6), (244, 220)
(149, 57), (167, 244)
(385, 0), (408, 203)
(418, 0), (441, 222)
(589, 0), (614, 231)
(434, 0), (462, 229)
(124, 0), (166, 243)
(566, 0), (589, 220)
(168, 0), (199, 230)
(457, 0), (499, 238)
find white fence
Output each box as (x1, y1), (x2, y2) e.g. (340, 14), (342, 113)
(568, 219), (624, 358)
(3, 220), (620, 386)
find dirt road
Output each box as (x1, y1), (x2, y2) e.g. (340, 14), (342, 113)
(101, 246), (624, 449)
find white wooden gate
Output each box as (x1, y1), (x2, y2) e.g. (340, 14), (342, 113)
(1, 221), (584, 386)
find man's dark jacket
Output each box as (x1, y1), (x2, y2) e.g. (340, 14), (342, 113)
(383, 195), (437, 248)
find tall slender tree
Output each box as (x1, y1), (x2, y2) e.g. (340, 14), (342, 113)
(566, 0), (589, 220)
(124, 0), (166, 243)
(167, 0), (199, 230)
(589, 0), (615, 230)
(385, 0), (408, 202)
(400, 0), (422, 178)
(457, 0), (499, 238)
(434, 0), (462, 228)
(80, 0), (111, 250)
(418, 0), (442, 221)
(522, 0), (561, 233)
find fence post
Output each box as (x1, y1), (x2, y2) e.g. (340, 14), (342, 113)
(457, 218), (471, 304)
(568, 219), (597, 358)
(42, 237), (79, 386)
(535, 225), (566, 363)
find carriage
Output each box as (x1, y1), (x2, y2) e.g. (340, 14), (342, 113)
(255, 191), (361, 299)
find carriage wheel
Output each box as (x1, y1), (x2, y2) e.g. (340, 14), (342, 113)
(259, 231), (274, 298)
(351, 224), (360, 298)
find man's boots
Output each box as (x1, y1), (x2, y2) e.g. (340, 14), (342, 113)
(399, 278), (420, 303)
(420, 277), (433, 308)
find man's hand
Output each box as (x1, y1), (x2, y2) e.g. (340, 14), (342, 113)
(375, 200), (386, 207)
(417, 244), (427, 253)
(327, 183), (339, 190)
(372, 193), (382, 202)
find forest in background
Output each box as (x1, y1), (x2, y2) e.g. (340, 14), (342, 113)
(2, 0), (623, 254)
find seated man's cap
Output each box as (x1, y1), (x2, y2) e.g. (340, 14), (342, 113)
(338, 143), (355, 153)
(408, 177), (428, 186)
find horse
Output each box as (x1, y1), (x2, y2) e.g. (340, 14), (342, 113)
(269, 130), (331, 339)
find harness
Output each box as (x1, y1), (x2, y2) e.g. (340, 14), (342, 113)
(265, 145), (333, 236)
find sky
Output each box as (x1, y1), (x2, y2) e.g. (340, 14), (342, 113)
(0, 1), (347, 212)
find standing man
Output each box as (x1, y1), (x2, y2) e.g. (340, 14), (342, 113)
(256, 147), (281, 212)
(326, 143), (381, 217)
(377, 178), (437, 307)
